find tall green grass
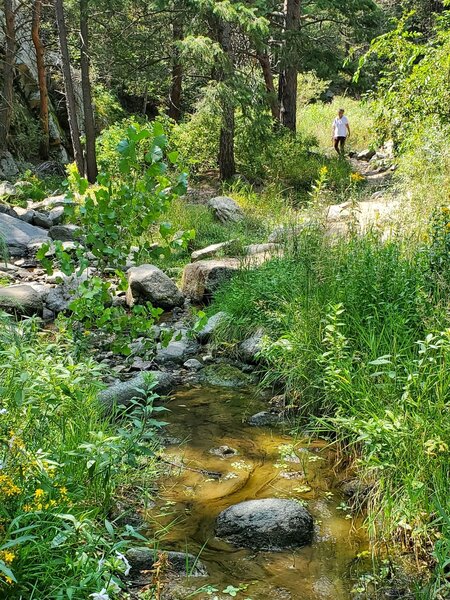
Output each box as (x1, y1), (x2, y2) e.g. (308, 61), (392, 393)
(297, 96), (375, 153)
(210, 225), (450, 593)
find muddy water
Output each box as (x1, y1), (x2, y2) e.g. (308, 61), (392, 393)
(148, 385), (368, 599)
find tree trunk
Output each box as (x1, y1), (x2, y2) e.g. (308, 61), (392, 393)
(257, 50), (280, 124)
(80, 0), (98, 182)
(54, 0), (84, 175)
(168, 19), (183, 122)
(31, 0), (49, 159)
(216, 19), (235, 181)
(0, 0), (15, 152)
(279, 0), (300, 132)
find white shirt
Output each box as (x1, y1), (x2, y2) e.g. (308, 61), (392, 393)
(333, 116), (349, 138)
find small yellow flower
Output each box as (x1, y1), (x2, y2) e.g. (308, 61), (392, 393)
(350, 172), (365, 182)
(0, 474), (21, 497)
(34, 488), (45, 499)
(0, 550), (15, 565)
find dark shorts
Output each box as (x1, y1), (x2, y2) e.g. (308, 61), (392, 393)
(335, 136), (346, 144)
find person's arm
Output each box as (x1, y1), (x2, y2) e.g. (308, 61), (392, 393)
(331, 119), (336, 141)
(346, 121), (351, 137)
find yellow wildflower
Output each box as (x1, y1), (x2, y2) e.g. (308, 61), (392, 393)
(34, 488), (45, 499)
(0, 550), (15, 565)
(0, 474), (21, 498)
(319, 166), (328, 177)
(442, 206), (450, 214)
(350, 172), (365, 182)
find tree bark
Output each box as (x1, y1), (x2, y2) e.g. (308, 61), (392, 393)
(168, 18), (183, 122)
(80, 0), (98, 182)
(257, 50), (280, 124)
(31, 0), (50, 159)
(279, 0), (300, 132)
(0, 0), (15, 152)
(217, 19), (235, 181)
(54, 0), (84, 175)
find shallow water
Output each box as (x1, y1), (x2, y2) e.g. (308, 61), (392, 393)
(147, 385), (368, 599)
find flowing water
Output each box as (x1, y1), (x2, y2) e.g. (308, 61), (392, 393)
(147, 384), (369, 599)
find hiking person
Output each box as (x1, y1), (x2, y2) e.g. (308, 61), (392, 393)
(332, 108), (350, 156)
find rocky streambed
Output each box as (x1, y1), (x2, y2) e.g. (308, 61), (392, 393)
(127, 383), (370, 600)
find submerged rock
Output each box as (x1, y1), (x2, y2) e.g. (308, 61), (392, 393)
(126, 264), (184, 310)
(126, 547), (207, 577)
(215, 498), (314, 550)
(198, 364), (253, 388)
(248, 410), (283, 427)
(98, 371), (175, 410)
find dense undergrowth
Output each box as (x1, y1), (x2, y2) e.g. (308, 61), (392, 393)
(0, 315), (163, 598)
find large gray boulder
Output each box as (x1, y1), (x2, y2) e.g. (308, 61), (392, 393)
(0, 284), (43, 316)
(215, 498), (314, 550)
(98, 371), (175, 411)
(207, 196), (244, 224)
(0, 213), (49, 257)
(126, 264), (184, 310)
(126, 547), (207, 577)
(181, 259), (240, 303)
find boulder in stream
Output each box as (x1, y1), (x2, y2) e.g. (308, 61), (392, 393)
(248, 410), (283, 427)
(215, 498), (314, 550)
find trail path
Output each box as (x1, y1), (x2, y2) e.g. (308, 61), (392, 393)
(325, 151), (400, 236)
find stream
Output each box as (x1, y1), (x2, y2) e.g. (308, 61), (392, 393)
(146, 383), (369, 599)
